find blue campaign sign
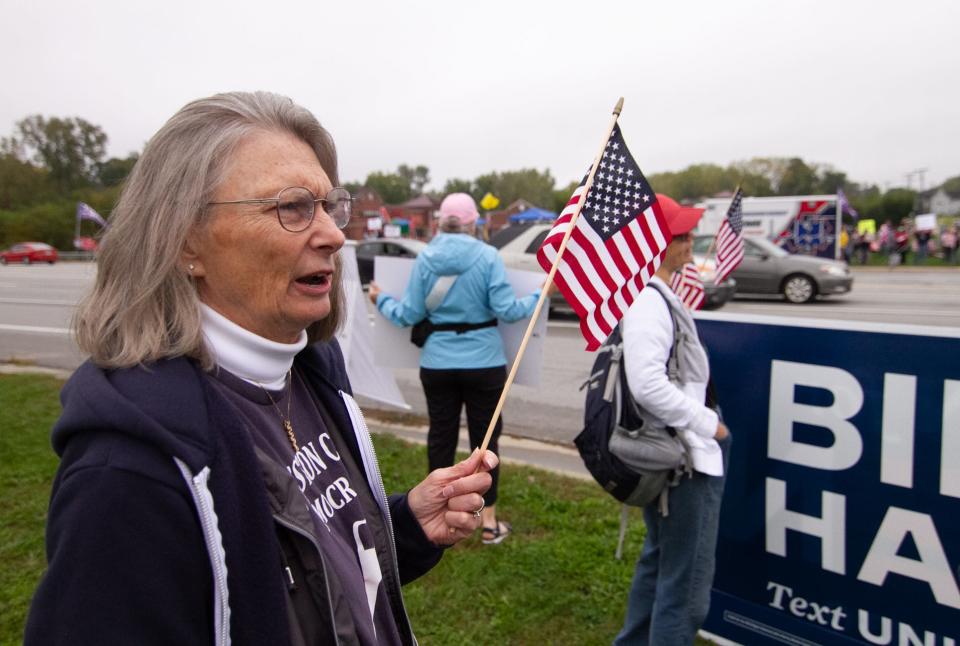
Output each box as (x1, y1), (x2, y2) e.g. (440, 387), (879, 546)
(694, 312), (960, 646)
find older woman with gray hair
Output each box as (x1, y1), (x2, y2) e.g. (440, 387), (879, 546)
(368, 193), (540, 545)
(24, 92), (497, 646)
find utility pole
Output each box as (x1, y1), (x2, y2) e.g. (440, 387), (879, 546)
(909, 167), (928, 213)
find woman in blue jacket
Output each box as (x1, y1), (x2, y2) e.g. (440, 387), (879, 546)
(369, 194), (539, 544)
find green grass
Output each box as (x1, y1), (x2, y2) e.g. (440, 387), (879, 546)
(0, 374), (63, 643)
(1, 373), (707, 645)
(375, 433), (647, 645)
(856, 252), (957, 267)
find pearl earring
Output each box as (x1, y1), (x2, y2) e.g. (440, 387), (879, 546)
(188, 263), (195, 275)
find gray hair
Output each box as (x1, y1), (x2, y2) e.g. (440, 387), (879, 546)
(75, 91), (345, 368)
(439, 217), (475, 234)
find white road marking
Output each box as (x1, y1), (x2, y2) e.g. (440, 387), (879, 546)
(0, 297), (77, 306)
(0, 324), (71, 335)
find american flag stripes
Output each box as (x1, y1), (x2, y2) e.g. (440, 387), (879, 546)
(536, 124), (671, 351)
(670, 263), (705, 310)
(714, 188), (744, 284)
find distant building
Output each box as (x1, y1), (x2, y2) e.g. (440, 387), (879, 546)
(344, 187), (385, 241)
(926, 186), (960, 216)
(397, 194), (438, 239)
(343, 189), (441, 240)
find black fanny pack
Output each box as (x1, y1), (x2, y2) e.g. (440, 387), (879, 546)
(410, 319), (498, 348)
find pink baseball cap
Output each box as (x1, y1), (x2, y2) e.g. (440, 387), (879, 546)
(655, 194), (705, 235)
(438, 193), (480, 226)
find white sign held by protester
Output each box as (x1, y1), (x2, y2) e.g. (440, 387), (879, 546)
(914, 213), (937, 232)
(335, 244), (410, 409)
(371, 256), (548, 387)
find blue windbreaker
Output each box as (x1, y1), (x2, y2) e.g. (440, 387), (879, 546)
(376, 233), (539, 369)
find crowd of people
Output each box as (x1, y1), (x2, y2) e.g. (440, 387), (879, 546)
(843, 219), (959, 266)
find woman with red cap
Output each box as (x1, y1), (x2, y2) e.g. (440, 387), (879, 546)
(614, 194), (731, 645)
(369, 193), (540, 544)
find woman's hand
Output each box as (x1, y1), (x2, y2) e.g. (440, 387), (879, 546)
(714, 421), (729, 440)
(368, 282), (381, 305)
(407, 449), (498, 545)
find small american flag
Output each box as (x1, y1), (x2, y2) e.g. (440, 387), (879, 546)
(76, 202), (107, 227)
(536, 124), (671, 351)
(670, 263), (705, 310)
(714, 187), (744, 284)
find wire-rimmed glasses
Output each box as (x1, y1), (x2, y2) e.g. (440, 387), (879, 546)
(207, 186), (353, 232)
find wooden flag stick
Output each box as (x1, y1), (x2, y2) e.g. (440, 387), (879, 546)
(477, 97), (625, 454)
(697, 184), (740, 273)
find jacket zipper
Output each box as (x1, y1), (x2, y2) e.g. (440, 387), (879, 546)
(272, 513), (342, 646)
(340, 390), (417, 646)
(174, 459), (231, 646)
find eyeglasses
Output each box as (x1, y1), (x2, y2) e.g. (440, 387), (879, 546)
(207, 186), (353, 232)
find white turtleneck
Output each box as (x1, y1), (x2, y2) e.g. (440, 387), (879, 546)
(199, 303), (307, 390)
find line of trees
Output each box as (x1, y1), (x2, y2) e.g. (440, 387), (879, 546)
(1, 113), (945, 249)
(0, 115), (138, 249)
(356, 157), (929, 227)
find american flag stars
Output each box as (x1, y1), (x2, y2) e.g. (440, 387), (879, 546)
(582, 152), (654, 240)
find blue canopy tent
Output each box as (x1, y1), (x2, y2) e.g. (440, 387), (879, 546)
(509, 207), (557, 224)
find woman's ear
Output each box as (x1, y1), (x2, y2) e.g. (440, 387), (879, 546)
(180, 230), (206, 278)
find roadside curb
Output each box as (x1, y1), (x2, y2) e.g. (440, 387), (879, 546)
(0, 364), (72, 379)
(364, 417), (591, 481)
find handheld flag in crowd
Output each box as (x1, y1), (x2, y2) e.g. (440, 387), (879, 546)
(671, 263), (705, 310)
(76, 202), (107, 228)
(713, 187), (744, 285)
(480, 192), (500, 211)
(536, 123), (671, 351)
(837, 188), (859, 219)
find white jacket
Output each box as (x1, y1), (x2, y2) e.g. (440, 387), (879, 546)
(621, 276), (724, 476)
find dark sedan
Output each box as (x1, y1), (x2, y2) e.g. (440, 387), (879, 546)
(355, 238), (427, 286)
(694, 235), (853, 303)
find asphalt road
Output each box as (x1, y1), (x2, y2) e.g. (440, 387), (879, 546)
(2, 262), (959, 446)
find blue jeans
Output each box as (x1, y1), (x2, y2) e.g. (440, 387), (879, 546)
(614, 435), (731, 646)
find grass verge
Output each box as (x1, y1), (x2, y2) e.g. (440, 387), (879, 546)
(2, 373), (707, 645)
(0, 374), (63, 643)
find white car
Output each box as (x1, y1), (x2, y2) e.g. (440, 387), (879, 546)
(490, 224), (735, 310)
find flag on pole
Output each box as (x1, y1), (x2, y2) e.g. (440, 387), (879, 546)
(670, 263), (705, 310)
(76, 202), (107, 227)
(536, 124), (671, 351)
(714, 187), (744, 284)
(837, 188), (859, 219)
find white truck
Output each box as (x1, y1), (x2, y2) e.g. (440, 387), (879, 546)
(695, 194), (843, 259)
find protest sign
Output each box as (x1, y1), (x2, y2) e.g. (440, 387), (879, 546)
(696, 312), (960, 645)
(371, 256), (548, 387)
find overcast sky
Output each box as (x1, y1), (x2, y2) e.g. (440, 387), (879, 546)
(3, 0), (958, 193)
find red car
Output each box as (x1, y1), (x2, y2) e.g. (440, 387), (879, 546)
(0, 242), (59, 265)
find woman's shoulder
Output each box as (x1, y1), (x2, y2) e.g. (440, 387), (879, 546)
(624, 282), (672, 324)
(54, 357), (216, 471)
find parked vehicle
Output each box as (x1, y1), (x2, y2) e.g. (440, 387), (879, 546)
(693, 235), (852, 304)
(0, 242), (58, 265)
(490, 224), (735, 311)
(355, 238), (426, 286)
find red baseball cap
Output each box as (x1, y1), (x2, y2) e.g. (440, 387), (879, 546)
(656, 194), (704, 235)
